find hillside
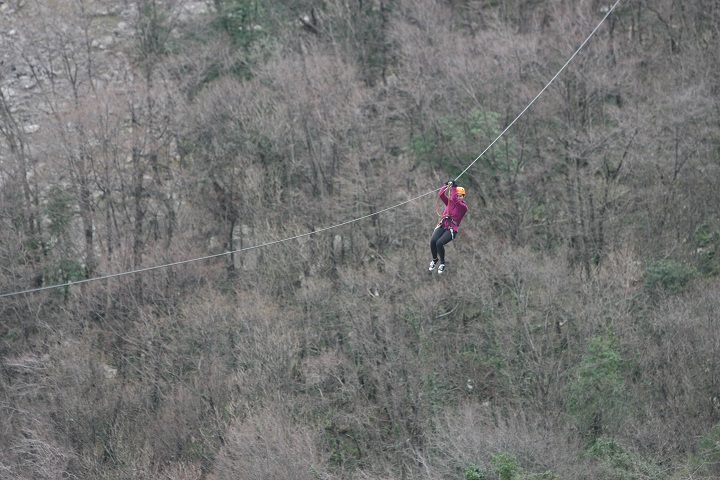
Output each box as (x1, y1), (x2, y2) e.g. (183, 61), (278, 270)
(2, 0), (720, 479)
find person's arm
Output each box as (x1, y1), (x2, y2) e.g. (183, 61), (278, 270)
(439, 182), (450, 205)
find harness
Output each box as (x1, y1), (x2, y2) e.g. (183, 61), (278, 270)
(436, 216), (459, 239)
(436, 215), (459, 229)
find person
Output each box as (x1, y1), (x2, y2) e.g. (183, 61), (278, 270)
(429, 180), (468, 274)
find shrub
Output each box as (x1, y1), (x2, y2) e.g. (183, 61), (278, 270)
(464, 463), (486, 480)
(584, 437), (666, 478)
(643, 259), (697, 294)
(567, 335), (627, 441)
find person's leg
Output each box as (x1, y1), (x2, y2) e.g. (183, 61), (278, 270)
(430, 227), (444, 261)
(434, 229), (455, 264)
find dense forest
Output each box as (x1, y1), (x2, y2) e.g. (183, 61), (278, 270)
(1, 0), (720, 478)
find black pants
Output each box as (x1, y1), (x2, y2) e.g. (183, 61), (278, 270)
(430, 226), (455, 264)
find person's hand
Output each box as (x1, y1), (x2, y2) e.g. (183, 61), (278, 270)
(446, 180), (454, 186)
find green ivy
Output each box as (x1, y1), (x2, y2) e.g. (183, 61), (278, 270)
(208, 0), (277, 80)
(694, 423), (720, 474)
(46, 187), (74, 238)
(410, 132), (437, 155)
(492, 452), (521, 480)
(410, 108), (513, 174)
(643, 259), (696, 294)
(488, 452), (559, 480)
(464, 462), (486, 480)
(567, 335), (627, 441)
(585, 437), (666, 478)
(44, 259), (86, 287)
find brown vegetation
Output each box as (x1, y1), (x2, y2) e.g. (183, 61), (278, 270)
(2, 0), (720, 478)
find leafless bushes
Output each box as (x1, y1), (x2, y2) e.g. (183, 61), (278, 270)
(2, 0), (720, 478)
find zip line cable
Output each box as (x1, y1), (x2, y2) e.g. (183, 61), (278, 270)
(0, 0), (621, 299)
(455, 0), (622, 182)
(0, 192), (430, 298)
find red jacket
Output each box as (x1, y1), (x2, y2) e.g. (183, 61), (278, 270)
(438, 185), (468, 231)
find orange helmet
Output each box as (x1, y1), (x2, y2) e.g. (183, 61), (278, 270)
(456, 186), (466, 196)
